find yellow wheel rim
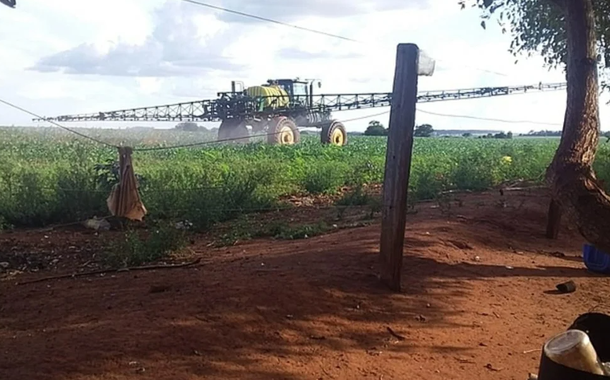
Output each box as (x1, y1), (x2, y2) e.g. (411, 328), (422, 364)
(279, 125), (295, 144)
(331, 128), (344, 145)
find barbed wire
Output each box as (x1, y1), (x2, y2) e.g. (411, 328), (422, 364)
(0, 95), (568, 151)
(338, 110), (391, 123)
(330, 107), (564, 127)
(4, 202), (363, 216)
(0, 98), (118, 148)
(2, 88), (572, 153)
(0, 3), (569, 150)
(0, 3), (573, 236)
(4, 199), (387, 232)
(181, 0), (358, 42)
(11, 174), (366, 195)
(180, 0), (509, 77)
(132, 112), (401, 151)
(416, 108), (563, 126)
(0, 1), (568, 148)
(0, 98), (392, 150)
(24, 201), (382, 233)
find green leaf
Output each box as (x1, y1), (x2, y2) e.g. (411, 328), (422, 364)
(464, 0), (608, 80)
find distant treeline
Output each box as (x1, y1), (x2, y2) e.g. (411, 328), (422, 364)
(519, 130), (562, 137)
(519, 130), (610, 138)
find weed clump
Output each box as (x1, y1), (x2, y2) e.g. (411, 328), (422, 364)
(103, 222), (187, 268)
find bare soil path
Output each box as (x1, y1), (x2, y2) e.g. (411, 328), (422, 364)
(1, 188), (608, 379)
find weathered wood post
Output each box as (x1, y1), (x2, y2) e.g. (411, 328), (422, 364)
(379, 43), (435, 292)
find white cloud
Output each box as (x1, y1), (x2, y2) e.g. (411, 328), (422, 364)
(30, 1), (242, 77)
(198, 0), (431, 23)
(0, 0), (606, 134)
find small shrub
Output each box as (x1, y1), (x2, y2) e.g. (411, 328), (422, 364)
(265, 222), (330, 240)
(366, 195), (384, 219)
(335, 186), (372, 207)
(53, 163), (107, 222)
(0, 215), (12, 231)
(346, 159), (383, 186)
(301, 162), (347, 194)
(103, 222), (187, 268)
(185, 168), (278, 230)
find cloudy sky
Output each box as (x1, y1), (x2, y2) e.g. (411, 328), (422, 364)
(0, 0), (607, 133)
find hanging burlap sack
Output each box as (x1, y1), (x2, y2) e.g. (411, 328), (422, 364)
(106, 146), (147, 221)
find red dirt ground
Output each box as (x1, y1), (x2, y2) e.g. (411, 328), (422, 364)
(1, 188), (609, 380)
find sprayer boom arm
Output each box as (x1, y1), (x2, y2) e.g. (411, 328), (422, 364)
(34, 82), (567, 123)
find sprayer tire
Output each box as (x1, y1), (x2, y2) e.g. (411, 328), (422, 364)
(321, 120), (347, 146)
(267, 117), (300, 145)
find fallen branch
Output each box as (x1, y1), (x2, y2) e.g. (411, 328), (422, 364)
(500, 185), (546, 192)
(439, 189), (473, 195)
(386, 326), (406, 341)
(16, 257), (202, 285)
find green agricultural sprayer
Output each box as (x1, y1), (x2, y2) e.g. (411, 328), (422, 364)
(36, 78), (567, 146)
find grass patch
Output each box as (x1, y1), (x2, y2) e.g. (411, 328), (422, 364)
(3, 127), (602, 231)
(265, 221), (331, 240)
(103, 222), (188, 268)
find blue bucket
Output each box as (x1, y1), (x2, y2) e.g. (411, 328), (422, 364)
(583, 244), (610, 274)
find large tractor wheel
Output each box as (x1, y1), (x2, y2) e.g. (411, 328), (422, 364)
(321, 120), (347, 146)
(218, 119), (250, 143)
(267, 117), (300, 145)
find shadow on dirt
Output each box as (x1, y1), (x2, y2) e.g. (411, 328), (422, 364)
(0, 189), (605, 379)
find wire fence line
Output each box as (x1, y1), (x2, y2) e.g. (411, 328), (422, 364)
(2, 131), (557, 232)
(0, 0), (567, 153)
(0, 153), (391, 230)
(0, 96), (394, 150)
(0, 2), (573, 233)
(0, 77), (567, 234)
(131, 112), (397, 152)
(180, 0), (510, 77)
(26, 201), (389, 236)
(5, 187), (389, 233)
(416, 108), (564, 126)
(7, 172), (370, 195)
(0, 98), (118, 148)
(0, 0), (571, 153)
(1, 95), (567, 152)
(0, 0), (560, 151)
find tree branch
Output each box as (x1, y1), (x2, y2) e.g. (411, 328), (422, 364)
(16, 257), (203, 285)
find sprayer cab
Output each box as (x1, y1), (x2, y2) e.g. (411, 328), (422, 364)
(267, 78), (320, 108)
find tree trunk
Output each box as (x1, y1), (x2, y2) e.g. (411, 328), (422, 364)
(545, 198), (562, 239)
(546, 0), (610, 252)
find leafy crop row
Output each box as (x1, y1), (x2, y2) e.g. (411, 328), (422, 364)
(2, 127), (610, 229)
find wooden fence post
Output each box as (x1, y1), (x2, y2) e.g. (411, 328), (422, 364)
(379, 43), (433, 292)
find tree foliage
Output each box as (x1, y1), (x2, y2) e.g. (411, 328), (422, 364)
(520, 129), (563, 136)
(459, 0), (610, 81)
(175, 122), (201, 132)
(462, 0), (610, 252)
(364, 120), (388, 136)
(414, 124), (434, 137)
(479, 131), (513, 139)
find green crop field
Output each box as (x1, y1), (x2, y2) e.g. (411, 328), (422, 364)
(2, 126), (610, 230)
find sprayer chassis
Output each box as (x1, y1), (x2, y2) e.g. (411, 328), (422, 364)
(36, 82), (568, 146)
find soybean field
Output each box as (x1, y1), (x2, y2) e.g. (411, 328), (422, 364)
(2, 126), (609, 230)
